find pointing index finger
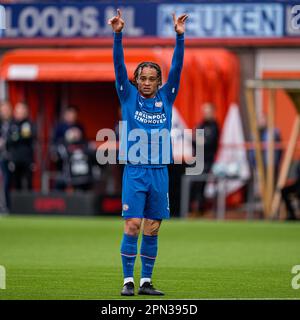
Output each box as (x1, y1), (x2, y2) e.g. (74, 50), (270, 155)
(117, 8), (122, 18)
(172, 13), (176, 25)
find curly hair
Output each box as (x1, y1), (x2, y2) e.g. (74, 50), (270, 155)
(133, 61), (162, 88)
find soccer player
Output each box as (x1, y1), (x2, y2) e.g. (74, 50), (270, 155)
(108, 9), (188, 296)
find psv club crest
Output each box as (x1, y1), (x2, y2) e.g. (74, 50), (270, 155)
(155, 101), (163, 108)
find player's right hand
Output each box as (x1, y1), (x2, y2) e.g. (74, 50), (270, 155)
(108, 9), (125, 33)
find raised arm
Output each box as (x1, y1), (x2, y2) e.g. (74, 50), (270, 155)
(163, 14), (188, 102)
(108, 9), (130, 100)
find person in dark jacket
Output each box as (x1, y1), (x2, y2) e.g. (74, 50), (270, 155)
(53, 106), (85, 145)
(51, 106), (85, 171)
(281, 161), (300, 221)
(52, 106), (93, 191)
(0, 100), (13, 210)
(190, 102), (220, 214)
(7, 102), (35, 190)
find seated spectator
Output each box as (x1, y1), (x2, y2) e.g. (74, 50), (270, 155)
(52, 106), (94, 191)
(53, 105), (85, 145)
(7, 102), (36, 190)
(51, 106), (85, 170)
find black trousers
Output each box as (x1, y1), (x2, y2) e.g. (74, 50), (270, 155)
(281, 181), (300, 219)
(12, 162), (33, 190)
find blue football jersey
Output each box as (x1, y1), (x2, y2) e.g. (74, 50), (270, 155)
(113, 32), (184, 167)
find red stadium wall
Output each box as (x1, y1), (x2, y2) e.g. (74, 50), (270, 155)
(68, 82), (120, 139)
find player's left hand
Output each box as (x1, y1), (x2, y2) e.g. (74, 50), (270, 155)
(172, 13), (188, 35)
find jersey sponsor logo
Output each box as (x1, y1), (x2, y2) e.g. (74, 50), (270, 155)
(134, 110), (167, 124)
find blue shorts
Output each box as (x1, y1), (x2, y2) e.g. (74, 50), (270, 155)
(122, 165), (170, 220)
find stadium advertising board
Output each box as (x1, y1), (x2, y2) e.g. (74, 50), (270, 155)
(0, 1), (299, 42)
(1, 3), (156, 38)
(158, 3), (284, 37)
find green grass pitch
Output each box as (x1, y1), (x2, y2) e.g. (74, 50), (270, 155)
(0, 215), (300, 300)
